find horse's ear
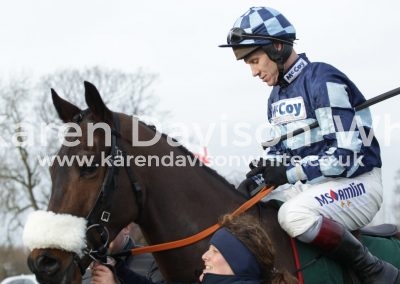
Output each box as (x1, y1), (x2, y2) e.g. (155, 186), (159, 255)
(84, 81), (112, 122)
(51, 89), (82, 123)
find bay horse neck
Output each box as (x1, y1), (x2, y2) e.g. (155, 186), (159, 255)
(119, 114), (246, 239)
(118, 114), (249, 280)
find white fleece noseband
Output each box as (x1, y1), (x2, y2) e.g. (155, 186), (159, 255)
(23, 210), (87, 256)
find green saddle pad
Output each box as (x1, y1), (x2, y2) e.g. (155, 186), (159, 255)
(295, 235), (400, 283)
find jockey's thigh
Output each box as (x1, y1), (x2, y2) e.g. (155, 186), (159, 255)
(277, 167), (383, 238)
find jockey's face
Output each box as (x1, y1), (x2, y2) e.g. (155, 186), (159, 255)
(244, 48), (279, 86)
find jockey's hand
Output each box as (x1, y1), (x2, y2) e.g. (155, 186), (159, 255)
(237, 177), (259, 197)
(247, 158), (288, 188)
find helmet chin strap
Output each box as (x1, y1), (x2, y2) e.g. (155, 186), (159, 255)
(262, 43), (293, 87)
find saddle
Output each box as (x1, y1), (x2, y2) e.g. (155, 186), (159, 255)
(357, 223), (399, 238)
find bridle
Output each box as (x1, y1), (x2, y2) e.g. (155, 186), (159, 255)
(71, 110), (143, 273)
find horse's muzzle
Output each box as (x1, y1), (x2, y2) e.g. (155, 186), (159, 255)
(28, 249), (82, 284)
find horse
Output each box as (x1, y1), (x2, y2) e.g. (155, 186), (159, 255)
(24, 81), (398, 284)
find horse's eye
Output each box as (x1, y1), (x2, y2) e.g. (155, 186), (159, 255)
(80, 164), (99, 177)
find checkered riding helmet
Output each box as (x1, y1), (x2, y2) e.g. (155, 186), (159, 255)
(220, 7), (296, 60)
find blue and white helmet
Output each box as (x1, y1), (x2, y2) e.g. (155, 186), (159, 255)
(220, 7), (296, 60)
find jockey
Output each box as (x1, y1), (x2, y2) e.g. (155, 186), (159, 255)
(220, 6), (400, 284)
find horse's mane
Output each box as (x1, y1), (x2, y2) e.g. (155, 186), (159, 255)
(141, 121), (236, 191)
(84, 109), (237, 191)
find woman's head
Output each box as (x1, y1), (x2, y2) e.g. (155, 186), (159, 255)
(199, 214), (274, 282)
(200, 214), (297, 284)
(221, 214), (277, 280)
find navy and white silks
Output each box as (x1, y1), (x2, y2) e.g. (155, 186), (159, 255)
(263, 54), (383, 238)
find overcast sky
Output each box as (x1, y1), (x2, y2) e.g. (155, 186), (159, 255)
(1, 0), (399, 224)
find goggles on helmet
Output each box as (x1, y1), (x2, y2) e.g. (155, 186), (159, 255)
(227, 27), (294, 46)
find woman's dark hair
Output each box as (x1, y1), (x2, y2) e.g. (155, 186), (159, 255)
(219, 214), (297, 284)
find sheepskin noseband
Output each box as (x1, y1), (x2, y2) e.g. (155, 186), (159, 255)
(23, 210), (87, 256)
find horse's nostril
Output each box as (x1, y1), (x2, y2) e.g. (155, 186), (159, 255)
(36, 254), (61, 275)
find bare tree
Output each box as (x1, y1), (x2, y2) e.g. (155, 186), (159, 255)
(0, 77), (46, 245)
(0, 67), (164, 246)
(37, 66), (163, 124)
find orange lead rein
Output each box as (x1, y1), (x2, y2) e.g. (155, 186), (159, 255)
(131, 185), (274, 255)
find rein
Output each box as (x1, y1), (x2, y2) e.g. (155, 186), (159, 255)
(113, 185), (274, 257)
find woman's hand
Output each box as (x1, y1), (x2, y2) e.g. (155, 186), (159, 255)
(90, 262), (117, 284)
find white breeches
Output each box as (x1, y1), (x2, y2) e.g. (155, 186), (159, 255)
(263, 168), (383, 237)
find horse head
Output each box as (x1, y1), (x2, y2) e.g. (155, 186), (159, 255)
(24, 81), (265, 283)
(25, 82), (140, 284)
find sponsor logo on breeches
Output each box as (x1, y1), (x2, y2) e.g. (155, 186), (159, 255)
(315, 182), (366, 207)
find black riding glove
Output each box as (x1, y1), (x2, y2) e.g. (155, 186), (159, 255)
(246, 158), (288, 188)
(236, 159), (267, 197)
(237, 178), (258, 197)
